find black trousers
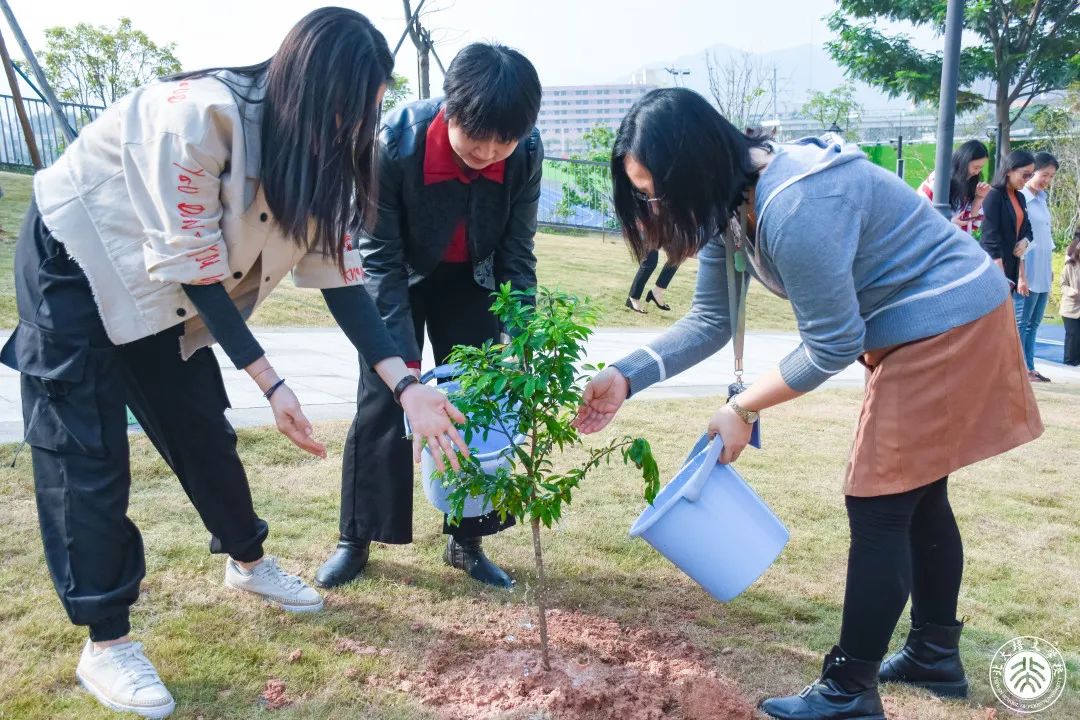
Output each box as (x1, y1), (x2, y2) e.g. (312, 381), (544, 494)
(628, 249), (678, 300)
(2, 201), (268, 642)
(1064, 317), (1080, 365)
(339, 263), (514, 543)
(838, 477), (964, 661)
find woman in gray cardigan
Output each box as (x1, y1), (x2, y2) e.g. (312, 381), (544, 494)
(574, 89), (1042, 720)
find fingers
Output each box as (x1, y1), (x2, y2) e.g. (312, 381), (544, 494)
(443, 425), (469, 460)
(573, 408), (613, 435)
(436, 432), (461, 472)
(425, 434), (447, 473)
(443, 399), (467, 425)
(412, 433), (422, 464)
(280, 418), (326, 458)
(720, 444), (737, 465)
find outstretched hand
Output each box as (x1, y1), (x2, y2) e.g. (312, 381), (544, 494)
(401, 383), (470, 472)
(572, 367), (629, 434)
(269, 384), (327, 458)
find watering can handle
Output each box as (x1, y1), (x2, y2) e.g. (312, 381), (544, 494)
(682, 435), (725, 503)
(419, 363), (463, 385)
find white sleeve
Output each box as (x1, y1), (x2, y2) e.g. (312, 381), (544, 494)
(122, 113), (231, 286)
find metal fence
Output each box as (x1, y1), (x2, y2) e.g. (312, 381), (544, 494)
(0, 94), (104, 169)
(538, 157), (618, 232)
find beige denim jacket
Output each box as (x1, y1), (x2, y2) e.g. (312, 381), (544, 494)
(33, 71), (362, 353)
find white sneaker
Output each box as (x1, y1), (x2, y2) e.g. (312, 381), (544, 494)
(75, 639), (175, 718)
(224, 556), (324, 613)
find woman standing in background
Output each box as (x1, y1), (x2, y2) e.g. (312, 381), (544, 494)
(1018, 152), (1059, 382)
(980, 150), (1035, 301)
(917, 140), (990, 235)
(1060, 230), (1080, 366)
(625, 248), (678, 313)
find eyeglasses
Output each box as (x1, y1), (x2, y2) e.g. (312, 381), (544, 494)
(632, 189), (663, 209)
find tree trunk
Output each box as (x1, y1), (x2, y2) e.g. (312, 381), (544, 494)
(530, 518), (551, 671)
(996, 82), (1012, 158)
(418, 45), (431, 99)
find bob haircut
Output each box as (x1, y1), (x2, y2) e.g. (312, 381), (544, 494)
(991, 150), (1036, 190)
(169, 7), (393, 272)
(611, 88), (771, 265)
(443, 43), (541, 143)
(1033, 151), (1059, 171)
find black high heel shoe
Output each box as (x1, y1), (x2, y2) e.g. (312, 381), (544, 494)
(625, 297), (647, 314)
(646, 290), (671, 311)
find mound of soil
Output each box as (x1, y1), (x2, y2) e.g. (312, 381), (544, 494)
(397, 608), (757, 720)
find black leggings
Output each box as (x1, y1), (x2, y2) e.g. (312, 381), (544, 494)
(628, 249), (677, 300)
(839, 477), (964, 661)
(1064, 317), (1079, 365)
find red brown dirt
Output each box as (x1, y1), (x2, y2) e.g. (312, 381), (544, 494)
(392, 607), (757, 720)
(258, 679), (293, 710)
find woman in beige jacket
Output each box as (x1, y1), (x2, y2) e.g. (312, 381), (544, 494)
(0, 9), (469, 718)
(1061, 230), (1080, 365)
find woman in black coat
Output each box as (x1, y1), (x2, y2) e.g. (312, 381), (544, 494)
(980, 150), (1035, 289)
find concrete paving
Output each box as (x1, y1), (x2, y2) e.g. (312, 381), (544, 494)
(1, 326), (1077, 443)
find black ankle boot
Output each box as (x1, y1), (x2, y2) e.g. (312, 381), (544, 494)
(314, 537), (370, 588)
(760, 646), (886, 720)
(880, 621), (968, 698)
(444, 536), (513, 588)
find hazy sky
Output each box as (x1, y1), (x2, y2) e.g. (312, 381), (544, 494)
(4, 0), (940, 93)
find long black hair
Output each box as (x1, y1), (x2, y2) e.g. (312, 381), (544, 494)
(991, 149), (1036, 190)
(611, 88), (771, 265)
(948, 140), (988, 210)
(168, 8), (393, 271)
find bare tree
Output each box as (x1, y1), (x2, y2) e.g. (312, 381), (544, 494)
(705, 50), (773, 130)
(401, 0), (456, 100)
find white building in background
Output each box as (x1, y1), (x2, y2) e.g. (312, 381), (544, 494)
(537, 83), (658, 158)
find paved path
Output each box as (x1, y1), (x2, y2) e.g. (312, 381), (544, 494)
(1, 327), (1077, 443)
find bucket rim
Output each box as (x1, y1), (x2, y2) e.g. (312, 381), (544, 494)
(629, 452), (709, 537)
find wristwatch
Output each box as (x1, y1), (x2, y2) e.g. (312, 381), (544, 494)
(727, 395), (760, 425)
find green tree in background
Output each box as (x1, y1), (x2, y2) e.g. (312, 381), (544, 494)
(827, 0), (1080, 155)
(383, 73), (412, 111)
(556, 126), (618, 230)
(801, 83), (863, 141)
(40, 17), (181, 107)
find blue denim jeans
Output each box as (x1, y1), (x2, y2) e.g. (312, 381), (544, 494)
(1013, 291), (1049, 371)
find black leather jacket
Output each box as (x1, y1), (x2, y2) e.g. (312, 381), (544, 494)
(980, 186), (1032, 286)
(358, 99), (543, 362)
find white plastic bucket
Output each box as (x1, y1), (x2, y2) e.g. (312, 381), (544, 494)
(405, 365), (525, 518)
(629, 435), (788, 602)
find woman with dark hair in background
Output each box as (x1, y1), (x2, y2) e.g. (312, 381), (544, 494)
(0, 9), (467, 717)
(573, 88), (1041, 720)
(1018, 152), (1059, 382)
(917, 139), (990, 234)
(315, 42), (544, 591)
(1061, 230), (1080, 366)
(625, 249), (678, 312)
(980, 150), (1035, 290)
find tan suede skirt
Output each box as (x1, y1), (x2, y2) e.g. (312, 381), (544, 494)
(843, 300), (1044, 497)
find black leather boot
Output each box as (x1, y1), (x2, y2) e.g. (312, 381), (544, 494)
(760, 646), (886, 720)
(314, 537), (370, 588)
(879, 621), (968, 698)
(444, 536), (513, 588)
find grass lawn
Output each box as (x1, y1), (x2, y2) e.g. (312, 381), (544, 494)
(248, 232), (797, 332)
(1, 386), (1077, 719)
